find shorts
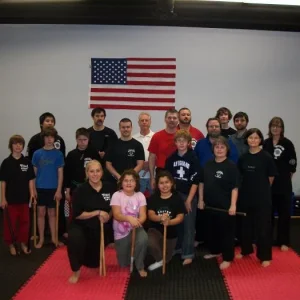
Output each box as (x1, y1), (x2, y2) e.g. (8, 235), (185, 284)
(37, 189), (57, 208)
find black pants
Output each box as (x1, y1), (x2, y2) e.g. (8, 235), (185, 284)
(272, 193), (291, 246)
(206, 211), (235, 261)
(67, 223), (108, 272)
(195, 209), (207, 243)
(240, 205), (272, 261)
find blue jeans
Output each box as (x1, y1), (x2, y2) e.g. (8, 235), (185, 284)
(176, 192), (197, 259)
(140, 178), (152, 194)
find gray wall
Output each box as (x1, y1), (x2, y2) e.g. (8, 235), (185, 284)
(1, 24), (300, 191)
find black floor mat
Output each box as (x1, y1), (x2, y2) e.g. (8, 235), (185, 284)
(125, 249), (231, 300)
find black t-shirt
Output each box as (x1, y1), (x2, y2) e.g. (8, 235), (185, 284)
(64, 147), (100, 192)
(72, 181), (115, 229)
(221, 127), (237, 139)
(263, 137), (297, 194)
(201, 159), (239, 209)
(26, 132), (66, 160)
(238, 150), (277, 208)
(147, 193), (186, 239)
(0, 155), (35, 204)
(105, 138), (145, 180)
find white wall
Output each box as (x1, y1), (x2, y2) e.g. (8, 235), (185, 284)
(1, 24), (300, 191)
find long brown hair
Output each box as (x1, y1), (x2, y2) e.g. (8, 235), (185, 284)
(117, 169), (140, 192)
(268, 117), (285, 139)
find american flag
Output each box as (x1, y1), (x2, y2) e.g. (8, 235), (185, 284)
(89, 58), (176, 111)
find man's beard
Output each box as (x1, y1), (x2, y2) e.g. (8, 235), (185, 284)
(180, 119), (191, 125)
(208, 132), (220, 138)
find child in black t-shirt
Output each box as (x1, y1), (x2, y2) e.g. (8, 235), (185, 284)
(147, 171), (185, 271)
(0, 135), (35, 255)
(199, 136), (239, 270)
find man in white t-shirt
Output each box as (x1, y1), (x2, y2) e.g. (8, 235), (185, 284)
(133, 112), (155, 195)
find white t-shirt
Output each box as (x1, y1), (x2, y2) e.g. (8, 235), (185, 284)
(133, 130), (155, 179)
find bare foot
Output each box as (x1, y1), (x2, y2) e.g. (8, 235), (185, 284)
(281, 245), (289, 252)
(220, 261), (231, 270)
(204, 254), (221, 259)
(261, 260), (271, 267)
(68, 271), (80, 284)
(138, 269), (148, 277)
(183, 258), (193, 266)
(52, 240), (64, 247)
(35, 240), (44, 249)
(235, 253), (243, 259)
(9, 245), (17, 256)
(21, 243), (31, 254)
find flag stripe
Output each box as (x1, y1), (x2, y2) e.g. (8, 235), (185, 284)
(126, 81), (175, 86)
(127, 58), (176, 62)
(127, 77), (175, 82)
(127, 61), (176, 66)
(89, 104), (175, 111)
(90, 96), (175, 103)
(127, 65), (176, 70)
(127, 69), (175, 74)
(90, 92), (173, 98)
(90, 88), (175, 94)
(90, 84), (174, 90)
(127, 72), (176, 78)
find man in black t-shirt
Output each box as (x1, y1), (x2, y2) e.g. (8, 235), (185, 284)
(106, 118), (145, 183)
(215, 107), (237, 139)
(87, 107), (118, 167)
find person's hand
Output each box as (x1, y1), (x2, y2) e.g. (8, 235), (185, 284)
(161, 214), (170, 226)
(142, 161), (149, 172)
(151, 178), (156, 190)
(127, 216), (141, 228)
(198, 200), (205, 210)
(0, 198), (8, 209)
(99, 151), (105, 159)
(185, 200), (192, 213)
(30, 194), (37, 205)
(99, 211), (109, 223)
(54, 191), (62, 202)
(229, 204), (236, 216)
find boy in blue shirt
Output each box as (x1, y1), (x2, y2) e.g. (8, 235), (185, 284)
(32, 127), (64, 248)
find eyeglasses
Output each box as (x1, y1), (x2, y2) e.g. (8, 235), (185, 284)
(208, 125), (220, 129)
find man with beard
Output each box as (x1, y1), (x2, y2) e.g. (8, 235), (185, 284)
(148, 109), (179, 190)
(106, 118), (145, 185)
(178, 107), (204, 149)
(27, 112), (66, 160)
(216, 107), (237, 139)
(194, 118), (238, 247)
(88, 108), (118, 167)
(230, 112), (249, 157)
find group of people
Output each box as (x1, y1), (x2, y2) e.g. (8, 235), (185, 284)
(0, 106), (297, 283)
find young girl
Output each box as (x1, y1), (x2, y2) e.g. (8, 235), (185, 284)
(111, 169), (148, 277)
(147, 171), (185, 271)
(237, 128), (277, 267)
(199, 136), (239, 270)
(0, 135), (35, 255)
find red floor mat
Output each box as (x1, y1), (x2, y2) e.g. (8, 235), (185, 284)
(14, 247), (130, 300)
(221, 248), (300, 300)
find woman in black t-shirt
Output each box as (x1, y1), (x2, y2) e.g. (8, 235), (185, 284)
(199, 136), (239, 270)
(67, 160), (115, 284)
(237, 128), (277, 267)
(263, 117), (297, 251)
(147, 171), (185, 271)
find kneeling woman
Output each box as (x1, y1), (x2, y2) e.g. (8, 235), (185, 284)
(199, 136), (239, 270)
(147, 171), (185, 271)
(111, 169), (148, 277)
(67, 160), (115, 284)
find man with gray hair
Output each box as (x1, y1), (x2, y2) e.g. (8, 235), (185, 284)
(133, 112), (155, 195)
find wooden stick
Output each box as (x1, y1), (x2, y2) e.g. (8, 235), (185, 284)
(101, 222), (106, 276)
(130, 228), (136, 273)
(55, 200), (59, 247)
(99, 222), (103, 276)
(33, 202), (37, 248)
(205, 206), (247, 217)
(162, 224), (167, 275)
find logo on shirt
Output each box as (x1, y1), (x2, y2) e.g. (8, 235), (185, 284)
(247, 165), (256, 172)
(20, 164), (28, 172)
(215, 170), (223, 179)
(102, 193), (111, 202)
(128, 149), (135, 157)
(274, 145), (284, 160)
(54, 140), (61, 150)
(84, 157), (92, 168)
(157, 207), (172, 219)
(191, 138), (197, 150)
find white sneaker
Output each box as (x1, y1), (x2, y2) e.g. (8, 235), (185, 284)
(148, 260), (163, 271)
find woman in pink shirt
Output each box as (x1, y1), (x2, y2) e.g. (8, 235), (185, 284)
(111, 169), (148, 277)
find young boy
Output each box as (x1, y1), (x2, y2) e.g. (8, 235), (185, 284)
(64, 128), (100, 229)
(215, 107), (237, 139)
(0, 135), (35, 255)
(32, 127), (64, 248)
(165, 130), (201, 265)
